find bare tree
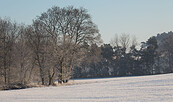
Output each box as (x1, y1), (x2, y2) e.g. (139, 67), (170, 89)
(25, 24), (50, 85)
(131, 36), (138, 48)
(12, 25), (34, 85)
(111, 34), (131, 48)
(119, 34), (130, 49)
(34, 6), (101, 84)
(110, 34), (119, 47)
(0, 18), (18, 86)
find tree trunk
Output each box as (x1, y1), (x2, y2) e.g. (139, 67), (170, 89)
(40, 68), (44, 85)
(48, 72), (55, 85)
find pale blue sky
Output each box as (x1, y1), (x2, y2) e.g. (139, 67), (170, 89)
(0, 0), (173, 43)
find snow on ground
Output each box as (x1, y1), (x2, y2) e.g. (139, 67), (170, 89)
(0, 73), (173, 102)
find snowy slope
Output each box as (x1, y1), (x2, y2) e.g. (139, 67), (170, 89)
(0, 73), (173, 102)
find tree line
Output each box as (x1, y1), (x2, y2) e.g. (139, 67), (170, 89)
(0, 6), (101, 89)
(0, 6), (173, 89)
(73, 32), (173, 78)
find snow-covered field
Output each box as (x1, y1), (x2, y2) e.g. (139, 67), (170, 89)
(0, 74), (173, 102)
